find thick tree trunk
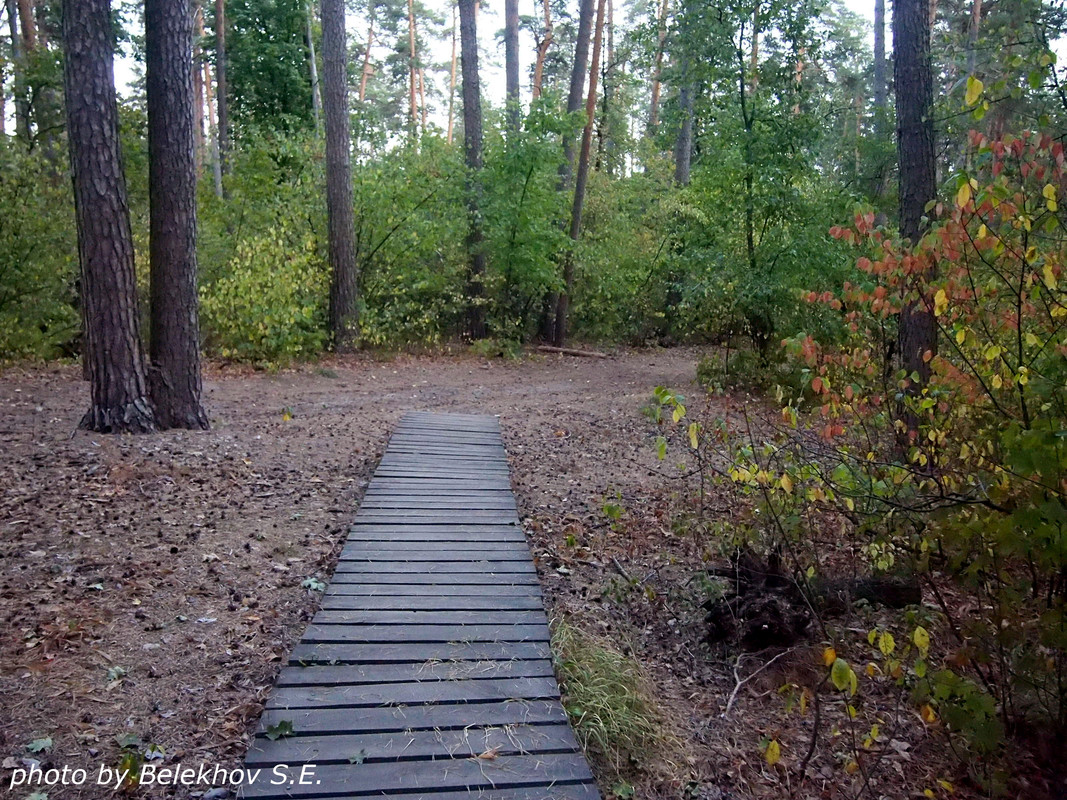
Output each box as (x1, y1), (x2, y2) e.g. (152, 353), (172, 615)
(873, 0), (886, 113)
(894, 0), (937, 397)
(307, 1), (322, 131)
(62, 0), (155, 433)
(531, 0), (552, 100)
(145, 0), (209, 431)
(553, 0), (607, 347)
(215, 0), (229, 180)
(322, 0), (359, 349)
(504, 0), (519, 134)
(647, 0), (668, 133)
(458, 0), (486, 340)
(194, 0), (205, 174)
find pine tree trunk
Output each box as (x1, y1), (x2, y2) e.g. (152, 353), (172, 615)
(673, 68), (693, 185)
(359, 10), (374, 103)
(62, 0), (155, 433)
(307, 1), (322, 131)
(205, 55), (223, 198)
(647, 0), (668, 133)
(407, 0), (418, 135)
(894, 0), (937, 400)
(873, 0), (886, 113)
(6, 0), (30, 143)
(458, 0), (486, 340)
(531, 0), (552, 100)
(194, 0), (205, 175)
(542, 0), (595, 342)
(447, 2), (456, 143)
(145, 0), (208, 431)
(553, 0), (607, 347)
(504, 0), (519, 134)
(322, 0), (359, 350)
(215, 0), (229, 180)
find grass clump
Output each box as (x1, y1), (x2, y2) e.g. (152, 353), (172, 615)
(550, 616), (686, 781)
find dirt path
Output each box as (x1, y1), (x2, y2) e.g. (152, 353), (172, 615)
(0, 348), (720, 799)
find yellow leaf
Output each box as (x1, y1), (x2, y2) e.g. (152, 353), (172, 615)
(878, 631), (896, 656)
(845, 759), (860, 775)
(780, 474), (794, 494)
(687, 422), (699, 449)
(955, 328), (966, 346)
(956, 181), (972, 208)
(765, 739), (781, 766)
(992, 374), (1003, 390)
(965, 75), (984, 106)
(913, 626), (930, 657)
(1044, 183), (1058, 202)
(938, 779), (955, 792)
(1044, 263), (1057, 289)
(823, 647), (837, 667)
(920, 704), (938, 724)
(977, 223), (988, 239)
(933, 289), (948, 316)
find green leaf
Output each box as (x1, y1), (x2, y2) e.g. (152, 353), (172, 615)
(265, 720), (295, 741)
(830, 658), (851, 691)
(26, 737), (53, 754)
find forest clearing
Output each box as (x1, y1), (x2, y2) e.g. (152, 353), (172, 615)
(2, 0), (1067, 798)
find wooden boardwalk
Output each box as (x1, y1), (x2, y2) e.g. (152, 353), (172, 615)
(240, 412), (600, 800)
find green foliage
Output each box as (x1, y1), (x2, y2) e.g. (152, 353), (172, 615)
(200, 222), (328, 364)
(0, 143), (78, 361)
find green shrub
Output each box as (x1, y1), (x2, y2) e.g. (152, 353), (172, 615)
(200, 224), (328, 363)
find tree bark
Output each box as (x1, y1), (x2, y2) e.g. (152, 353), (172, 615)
(322, 0), (359, 350)
(531, 0), (552, 100)
(673, 67), (693, 185)
(873, 0), (886, 113)
(194, 0), (206, 174)
(62, 0), (155, 433)
(447, 1), (456, 143)
(504, 0), (519, 134)
(145, 0), (209, 431)
(647, 0), (668, 133)
(6, 0), (30, 143)
(407, 0), (418, 135)
(306, 1), (322, 131)
(553, 0), (606, 347)
(205, 53), (223, 198)
(215, 0), (229, 180)
(458, 0), (486, 340)
(894, 0), (937, 397)
(359, 8), (374, 103)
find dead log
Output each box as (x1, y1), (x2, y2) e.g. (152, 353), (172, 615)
(535, 345), (609, 358)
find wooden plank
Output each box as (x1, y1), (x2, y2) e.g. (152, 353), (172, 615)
(312, 610), (547, 626)
(266, 676), (561, 710)
(240, 753), (594, 798)
(347, 525), (525, 539)
(257, 700), (566, 736)
(320, 594), (545, 611)
(248, 786), (602, 800)
(333, 561), (535, 574)
(354, 512), (520, 524)
(338, 547), (530, 560)
(289, 641), (551, 664)
(359, 499), (518, 510)
(245, 723), (581, 766)
(328, 573), (540, 586)
(301, 623), (550, 644)
(323, 584), (542, 597)
(275, 660), (556, 687)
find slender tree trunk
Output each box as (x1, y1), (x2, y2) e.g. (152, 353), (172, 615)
(504, 0), (519, 134)
(418, 66), (427, 132)
(6, 0), (29, 143)
(531, 0), (552, 100)
(145, 0), (209, 431)
(553, 0), (607, 347)
(307, 1), (322, 131)
(458, 0), (486, 340)
(62, 0), (155, 433)
(542, 0), (595, 342)
(17, 0), (38, 148)
(205, 55), (223, 197)
(647, 0), (668, 133)
(894, 0), (937, 398)
(194, 0), (205, 175)
(215, 0), (229, 180)
(322, 0), (359, 349)
(673, 67), (693, 185)
(873, 0), (886, 113)
(407, 0), (418, 135)
(447, 1), (457, 143)
(597, 0), (614, 172)
(359, 9), (374, 103)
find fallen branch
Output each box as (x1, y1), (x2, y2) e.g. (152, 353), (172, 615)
(536, 345), (609, 359)
(721, 646), (798, 718)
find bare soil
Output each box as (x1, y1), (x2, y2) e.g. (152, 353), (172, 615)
(0, 348), (962, 800)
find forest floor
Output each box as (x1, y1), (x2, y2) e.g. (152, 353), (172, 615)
(0, 348), (963, 800)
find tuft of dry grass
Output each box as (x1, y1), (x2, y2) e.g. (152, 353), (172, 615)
(550, 615), (689, 783)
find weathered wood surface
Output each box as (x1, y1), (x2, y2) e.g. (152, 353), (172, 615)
(240, 412), (599, 800)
